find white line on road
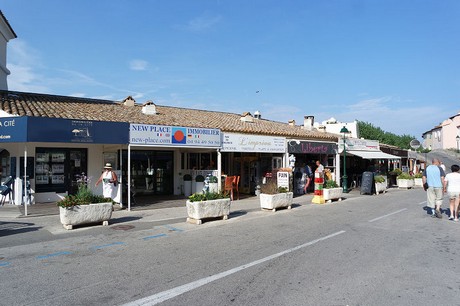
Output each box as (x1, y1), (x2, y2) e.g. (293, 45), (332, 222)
(418, 201), (427, 205)
(368, 208), (408, 223)
(122, 230), (346, 306)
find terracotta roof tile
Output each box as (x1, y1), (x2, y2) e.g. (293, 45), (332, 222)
(0, 90), (338, 141)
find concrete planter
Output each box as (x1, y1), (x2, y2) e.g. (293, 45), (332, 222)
(59, 202), (113, 230)
(186, 198), (231, 225)
(397, 179), (414, 189)
(260, 192), (293, 212)
(414, 178), (423, 187)
(375, 182), (387, 194)
(323, 188), (343, 203)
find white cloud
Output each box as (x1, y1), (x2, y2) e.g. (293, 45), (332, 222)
(7, 40), (48, 93)
(129, 59), (148, 71)
(178, 12), (222, 32)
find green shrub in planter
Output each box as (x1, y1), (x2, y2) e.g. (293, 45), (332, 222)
(260, 180), (288, 194)
(209, 175), (218, 183)
(414, 173), (423, 178)
(183, 174), (192, 181)
(390, 168), (402, 176)
(374, 175), (386, 183)
(188, 191), (228, 202)
(195, 175), (205, 182)
(324, 180), (338, 189)
(397, 172), (413, 180)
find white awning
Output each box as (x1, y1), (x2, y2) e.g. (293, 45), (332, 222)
(346, 150), (401, 160)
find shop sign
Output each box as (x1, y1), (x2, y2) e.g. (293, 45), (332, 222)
(287, 140), (336, 154)
(340, 138), (379, 151)
(27, 117), (129, 144)
(0, 116), (27, 142)
(277, 171), (289, 189)
(130, 124), (221, 147)
(221, 133), (286, 153)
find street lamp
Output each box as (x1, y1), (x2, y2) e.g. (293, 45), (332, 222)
(456, 135), (460, 153)
(340, 126), (350, 193)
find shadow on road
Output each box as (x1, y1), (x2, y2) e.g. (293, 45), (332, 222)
(0, 221), (42, 237)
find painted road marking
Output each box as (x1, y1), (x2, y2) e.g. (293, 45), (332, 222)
(123, 230), (346, 306)
(143, 233), (167, 240)
(89, 242), (125, 251)
(36, 251), (73, 260)
(418, 201), (427, 205)
(0, 261), (11, 267)
(368, 208), (408, 223)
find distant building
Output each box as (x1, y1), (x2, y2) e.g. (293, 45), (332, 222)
(313, 117), (359, 138)
(422, 112), (460, 151)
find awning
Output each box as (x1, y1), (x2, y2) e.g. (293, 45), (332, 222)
(346, 150), (401, 160)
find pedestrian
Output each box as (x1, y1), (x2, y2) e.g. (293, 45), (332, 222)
(303, 163), (313, 194)
(422, 158), (446, 218)
(444, 164), (460, 221)
(315, 160), (324, 173)
(440, 162), (446, 172)
(95, 163), (118, 200)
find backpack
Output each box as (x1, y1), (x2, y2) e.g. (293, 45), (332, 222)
(305, 165), (313, 178)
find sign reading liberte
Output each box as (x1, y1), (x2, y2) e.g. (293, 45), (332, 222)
(221, 133), (286, 153)
(130, 124), (221, 147)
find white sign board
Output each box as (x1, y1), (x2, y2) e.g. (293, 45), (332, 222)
(221, 133), (286, 153)
(277, 171), (289, 189)
(130, 124), (221, 147)
(339, 138), (380, 152)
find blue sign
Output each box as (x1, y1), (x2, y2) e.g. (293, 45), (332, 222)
(27, 117), (129, 144)
(0, 116), (28, 143)
(0, 116), (129, 144)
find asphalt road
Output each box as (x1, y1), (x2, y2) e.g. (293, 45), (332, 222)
(1, 188), (460, 306)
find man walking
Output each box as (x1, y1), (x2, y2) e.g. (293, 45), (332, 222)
(423, 158), (446, 218)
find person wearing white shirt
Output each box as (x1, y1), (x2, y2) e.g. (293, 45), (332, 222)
(444, 164), (460, 221)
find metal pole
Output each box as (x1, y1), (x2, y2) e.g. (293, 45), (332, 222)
(128, 144), (131, 212)
(24, 146), (28, 216)
(342, 134), (348, 193)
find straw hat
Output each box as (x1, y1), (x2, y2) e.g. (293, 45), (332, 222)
(104, 163), (112, 169)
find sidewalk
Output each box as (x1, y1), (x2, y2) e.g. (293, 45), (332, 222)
(1, 188), (367, 235)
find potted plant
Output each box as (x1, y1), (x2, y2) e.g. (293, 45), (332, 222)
(413, 172), (423, 187)
(397, 172), (414, 189)
(323, 179), (343, 203)
(186, 191), (231, 225)
(374, 175), (387, 194)
(57, 174), (113, 230)
(259, 179), (293, 212)
(388, 168), (402, 187)
(195, 175), (205, 194)
(208, 175), (219, 193)
(183, 174), (192, 196)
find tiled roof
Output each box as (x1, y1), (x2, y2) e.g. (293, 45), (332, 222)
(0, 90), (338, 141)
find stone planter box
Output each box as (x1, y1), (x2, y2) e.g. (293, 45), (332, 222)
(186, 198), (231, 225)
(375, 182), (387, 194)
(414, 178), (423, 187)
(397, 179), (414, 189)
(59, 202), (113, 230)
(260, 192), (293, 212)
(323, 188), (343, 203)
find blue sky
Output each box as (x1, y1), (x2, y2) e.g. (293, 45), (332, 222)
(3, 0), (460, 140)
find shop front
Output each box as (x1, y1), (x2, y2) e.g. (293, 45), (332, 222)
(128, 123), (221, 210)
(220, 133), (286, 195)
(287, 140), (338, 194)
(341, 138), (401, 188)
(0, 116), (128, 205)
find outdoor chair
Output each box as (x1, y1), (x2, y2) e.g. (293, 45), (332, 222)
(0, 176), (13, 206)
(223, 176), (235, 201)
(232, 176), (240, 200)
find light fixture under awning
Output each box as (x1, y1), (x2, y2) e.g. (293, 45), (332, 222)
(346, 150), (401, 160)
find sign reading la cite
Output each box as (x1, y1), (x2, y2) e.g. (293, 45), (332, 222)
(130, 124), (221, 147)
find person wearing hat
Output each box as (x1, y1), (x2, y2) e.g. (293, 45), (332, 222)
(95, 163), (118, 200)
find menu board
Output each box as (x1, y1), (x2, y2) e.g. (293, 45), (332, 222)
(360, 172), (374, 195)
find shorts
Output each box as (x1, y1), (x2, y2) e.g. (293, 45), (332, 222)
(427, 187), (443, 208)
(448, 192), (460, 200)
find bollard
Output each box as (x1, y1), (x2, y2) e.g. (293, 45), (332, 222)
(311, 171), (325, 204)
